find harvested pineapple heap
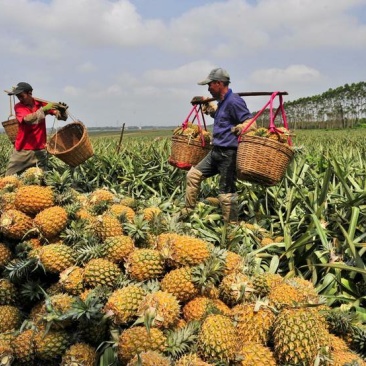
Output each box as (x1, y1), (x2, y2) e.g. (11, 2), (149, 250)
(245, 126), (293, 146)
(0, 168), (365, 366)
(173, 122), (212, 144)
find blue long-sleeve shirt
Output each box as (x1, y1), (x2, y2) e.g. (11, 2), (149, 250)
(213, 89), (252, 148)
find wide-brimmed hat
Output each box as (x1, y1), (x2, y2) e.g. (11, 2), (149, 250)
(198, 68), (230, 85)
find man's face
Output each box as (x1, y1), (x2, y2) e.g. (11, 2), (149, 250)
(207, 80), (222, 99)
(16, 91), (33, 106)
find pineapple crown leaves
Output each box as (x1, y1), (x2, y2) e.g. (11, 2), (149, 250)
(140, 279), (161, 294)
(67, 294), (105, 323)
(325, 308), (360, 336)
(123, 214), (151, 243)
(164, 321), (200, 359)
(3, 257), (45, 283)
(44, 169), (73, 193)
(19, 280), (47, 302)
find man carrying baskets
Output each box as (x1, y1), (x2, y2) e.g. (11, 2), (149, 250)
(5, 82), (68, 176)
(183, 68), (256, 223)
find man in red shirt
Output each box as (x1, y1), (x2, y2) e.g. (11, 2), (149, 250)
(6, 82), (68, 176)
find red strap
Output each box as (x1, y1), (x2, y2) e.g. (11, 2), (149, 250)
(181, 105), (206, 147)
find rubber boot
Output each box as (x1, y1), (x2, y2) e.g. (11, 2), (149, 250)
(182, 167), (204, 216)
(218, 193), (239, 223)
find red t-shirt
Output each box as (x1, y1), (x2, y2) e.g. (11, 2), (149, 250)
(14, 99), (48, 151)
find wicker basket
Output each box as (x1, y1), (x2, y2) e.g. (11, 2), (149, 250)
(47, 121), (94, 167)
(2, 118), (18, 144)
(237, 135), (294, 186)
(168, 135), (211, 170)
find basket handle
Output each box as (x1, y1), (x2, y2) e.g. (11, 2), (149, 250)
(239, 92), (292, 145)
(181, 105), (207, 147)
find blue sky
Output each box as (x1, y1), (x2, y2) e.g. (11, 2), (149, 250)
(1, 0), (365, 128)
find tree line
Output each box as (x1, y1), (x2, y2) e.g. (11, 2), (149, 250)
(254, 81), (366, 129)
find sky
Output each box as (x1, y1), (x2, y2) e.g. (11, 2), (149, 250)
(0, 0), (365, 129)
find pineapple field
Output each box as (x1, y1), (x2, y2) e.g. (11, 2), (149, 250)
(0, 127), (365, 366)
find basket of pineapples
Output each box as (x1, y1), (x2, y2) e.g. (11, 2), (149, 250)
(168, 106), (212, 170)
(236, 92), (294, 186)
(1, 116), (18, 144)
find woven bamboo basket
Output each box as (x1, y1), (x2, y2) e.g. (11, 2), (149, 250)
(168, 135), (211, 170)
(47, 121), (94, 167)
(237, 135), (294, 186)
(2, 118), (18, 144)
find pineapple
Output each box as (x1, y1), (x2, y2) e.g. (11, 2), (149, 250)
(61, 342), (97, 366)
(109, 203), (136, 222)
(231, 302), (276, 345)
(33, 205), (68, 239)
(273, 307), (330, 365)
(126, 351), (171, 366)
(182, 296), (212, 322)
(94, 213), (123, 241)
(88, 188), (115, 205)
(237, 342), (277, 366)
(0, 279), (18, 305)
(101, 235), (135, 263)
(104, 285), (146, 325)
(219, 272), (255, 306)
(83, 258), (122, 288)
(160, 267), (199, 303)
(0, 209), (34, 240)
(125, 248), (165, 282)
(137, 290), (180, 329)
(0, 243), (12, 269)
(38, 243), (76, 273)
(0, 305), (22, 332)
(14, 185), (54, 215)
(331, 349), (366, 366)
(223, 251), (244, 275)
(11, 329), (36, 365)
(0, 175), (21, 190)
(175, 353), (212, 366)
(197, 314), (238, 363)
(117, 326), (167, 364)
(59, 266), (85, 295)
(252, 272), (283, 297)
(20, 166), (44, 185)
(0, 338), (13, 366)
(268, 281), (304, 309)
(34, 327), (71, 362)
(0, 191), (17, 211)
(119, 196), (136, 208)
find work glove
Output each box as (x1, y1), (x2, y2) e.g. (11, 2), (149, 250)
(191, 96), (207, 105)
(55, 102), (69, 110)
(231, 119), (257, 136)
(54, 110), (68, 121)
(202, 101), (217, 117)
(42, 102), (57, 113)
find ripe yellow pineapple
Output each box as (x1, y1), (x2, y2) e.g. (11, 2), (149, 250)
(109, 204), (136, 222)
(94, 213), (123, 241)
(11, 329), (36, 365)
(331, 349), (366, 366)
(182, 296), (212, 322)
(0, 209), (34, 240)
(160, 267), (199, 303)
(137, 290), (180, 329)
(273, 307), (330, 365)
(119, 196), (136, 208)
(20, 166), (44, 185)
(88, 188), (115, 205)
(142, 206), (162, 222)
(59, 266), (85, 295)
(34, 328), (71, 362)
(83, 258), (122, 288)
(231, 303), (276, 345)
(14, 185), (54, 215)
(33, 206), (68, 239)
(0, 279), (18, 305)
(0, 244), (13, 269)
(61, 342), (97, 366)
(104, 285), (146, 325)
(126, 351), (171, 366)
(125, 248), (165, 282)
(101, 235), (135, 263)
(252, 272), (283, 297)
(0, 305), (22, 332)
(0, 191), (17, 211)
(0, 338), (13, 366)
(237, 342), (277, 366)
(268, 281), (304, 309)
(117, 326), (166, 364)
(175, 353), (213, 366)
(38, 243), (76, 273)
(219, 272), (255, 306)
(198, 314), (238, 363)
(223, 251), (244, 275)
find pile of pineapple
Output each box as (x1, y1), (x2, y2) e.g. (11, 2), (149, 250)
(246, 127), (293, 146)
(173, 122), (212, 145)
(0, 168), (365, 366)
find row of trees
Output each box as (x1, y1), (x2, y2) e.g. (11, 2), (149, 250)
(254, 81), (366, 129)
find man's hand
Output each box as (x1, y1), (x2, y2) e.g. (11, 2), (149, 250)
(191, 96), (207, 105)
(231, 119), (257, 136)
(54, 110), (68, 121)
(202, 101), (217, 117)
(55, 102), (69, 110)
